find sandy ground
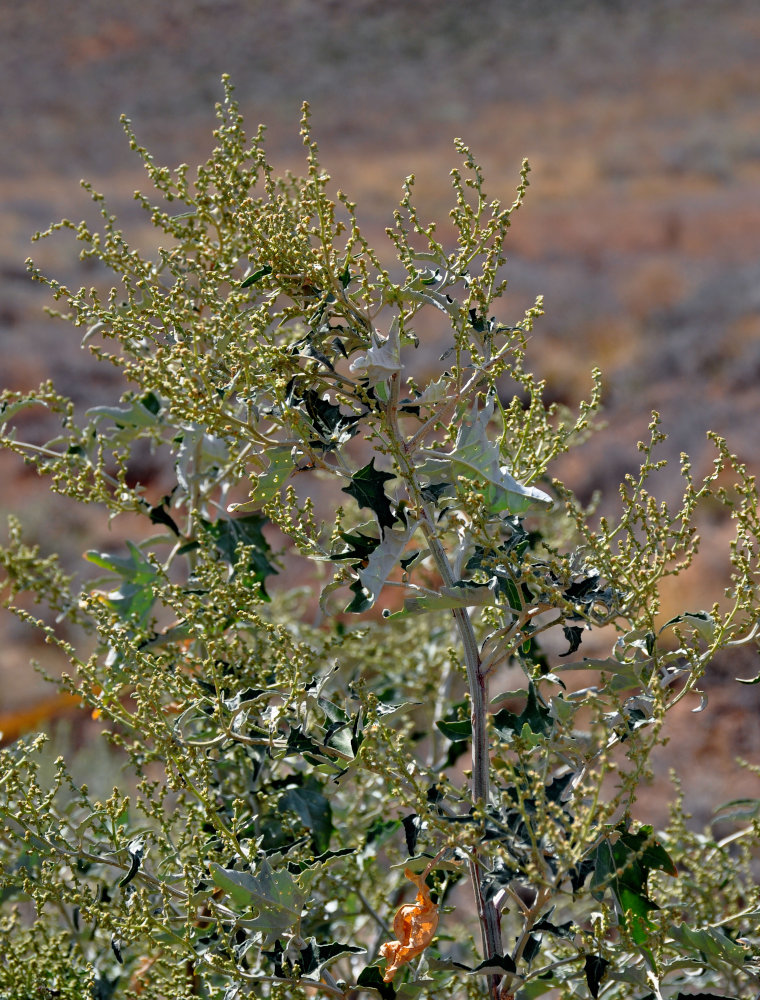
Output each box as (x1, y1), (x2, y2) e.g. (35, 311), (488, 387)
(1, 0), (760, 823)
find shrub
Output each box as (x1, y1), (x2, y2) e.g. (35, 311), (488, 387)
(1, 78), (759, 1000)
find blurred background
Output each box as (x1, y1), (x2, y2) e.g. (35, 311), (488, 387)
(1, 0), (759, 821)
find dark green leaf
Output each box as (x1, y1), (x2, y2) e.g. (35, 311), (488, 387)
(619, 825), (678, 878)
(493, 683), (552, 739)
(110, 936), (124, 965)
(202, 513), (277, 597)
(533, 915), (575, 940)
(332, 529), (381, 563)
(584, 955), (609, 998)
(299, 939), (366, 978)
(338, 259), (352, 288)
(365, 818), (401, 849)
(146, 497), (180, 536)
(240, 263), (273, 287)
(92, 971), (121, 1000)
(357, 964), (397, 999)
(420, 482), (452, 504)
(117, 837), (144, 889)
(285, 726), (334, 767)
(559, 624), (584, 657)
(443, 740), (469, 768)
(436, 718), (473, 741)
(569, 855), (596, 893)
(522, 932), (542, 964)
(592, 823), (677, 942)
(468, 954), (516, 975)
(341, 459), (398, 532)
(345, 577), (372, 614)
(402, 814), (420, 856)
(141, 390), (161, 415)
(299, 389), (361, 451)
(278, 781), (333, 855)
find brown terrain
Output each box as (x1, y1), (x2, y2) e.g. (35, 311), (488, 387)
(1, 0), (759, 825)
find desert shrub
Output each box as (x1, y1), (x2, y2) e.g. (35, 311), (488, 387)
(1, 78), (759, 1000)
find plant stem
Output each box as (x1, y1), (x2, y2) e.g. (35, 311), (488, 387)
(419, 512), (502, 998)
(386, 372), (502, 997)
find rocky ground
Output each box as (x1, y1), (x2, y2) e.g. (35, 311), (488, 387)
(1, 0), (759, 824)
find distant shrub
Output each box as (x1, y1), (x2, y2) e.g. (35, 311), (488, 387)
(1, 78), (759, 1000)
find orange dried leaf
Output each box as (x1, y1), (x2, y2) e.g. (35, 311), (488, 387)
(381, 867), (439, 982)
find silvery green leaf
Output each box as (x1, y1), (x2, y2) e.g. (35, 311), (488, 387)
(358, 521), (416, 607)
(211, 858), (306, 945)
(384, 581), (497, 618)
(349, 318), (401, 384)
(660, 610), (716, 643)
(414, 374), (453, 407)
(253, 446), (295, 505)
(420, 395), (551, 515)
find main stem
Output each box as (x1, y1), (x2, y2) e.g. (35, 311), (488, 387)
(421, 520), (503, 999)
(386, 374), (502, 998)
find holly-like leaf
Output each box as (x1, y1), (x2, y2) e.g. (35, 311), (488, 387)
(278, 780), (333, 855)
(85, 541), (158, 626)
(349, 319), (402, 384)
(621, 825), (678, 877)
(342, 459), (398, 532)
(357, 964), (397, 999)
(345, 577), (373, 614)
(384, 581), (496, 619)
(418, 395), (551, 515)
(358, 522), (416, 607)
(467, 954), (516, 976)
(533, 914), (575, 939)
(210, 858), (306, 945)
(402, 814), (421, 856)
(584, 955), (609, 998)
(332, 528), (381, 563)
(660, 609), (716, 643)
(413, 373), (453, 408)
(493, 683), (553, 740)
(559, 624), (584, 657)
(201, 513), (278, 598)
(145, 495), (180, 536)
(669, 923), (748, 971)
(86, 391), (162, 443)
(251, 446), (295, 505)
(591, 823), (677, 943)
(298, 389), (362, 451)
(299, 939), (366, 980)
